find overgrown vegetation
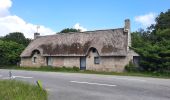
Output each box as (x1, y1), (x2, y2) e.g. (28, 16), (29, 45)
(58, 28), (80, 34)
(2, 32), (31, 47)
(0, 80), (47, 100)
(0, 40), (25, 65)
(131, 9), (170, 73)
(125, 61), (138, 72)
(0, 32), (31, 65)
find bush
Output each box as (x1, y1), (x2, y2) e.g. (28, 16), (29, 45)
(39, 66), (80, 72)
(73, 66), (79, 71)
(0, 40), (25, 65)
(125, 61), (138, 72)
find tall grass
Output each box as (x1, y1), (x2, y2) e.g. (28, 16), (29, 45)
(0, 80), (47, 100)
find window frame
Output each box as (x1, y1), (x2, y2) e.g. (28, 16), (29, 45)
(94, 57), (100, 64)
(33, 56), (37, 63)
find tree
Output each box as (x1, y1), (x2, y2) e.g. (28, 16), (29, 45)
(2, 32), (31, 46)
(147, 9), (170, 32)
(58, 28), (80, 34)
(131, 9), (170, 73)
(0, 40), (25, 65)
(155, 9), (170, 30)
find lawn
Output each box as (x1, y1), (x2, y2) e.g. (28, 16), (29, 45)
(0, 80), (47, 100)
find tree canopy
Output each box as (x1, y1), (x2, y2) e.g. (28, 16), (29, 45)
(0, 32), (31, 66)
(0, 40), (25, 65)
(2, 32), (31, 46)
(131, 9), (170, 73)
(58, 28), (80, 34)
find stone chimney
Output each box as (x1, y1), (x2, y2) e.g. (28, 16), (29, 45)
(34, 33), (40, 39)
(124, 19), (131, 51)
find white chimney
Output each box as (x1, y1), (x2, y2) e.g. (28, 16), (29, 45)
(34, 33), (40, 39)
(124, 19), (131, 51)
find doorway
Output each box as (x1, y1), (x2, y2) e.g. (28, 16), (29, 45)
(80, 57), (86, 70)
(47, 57), (53, 66)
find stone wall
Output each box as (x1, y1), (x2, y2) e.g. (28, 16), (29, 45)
(52, 57), (64, 67)
(63, 57), (80, 68)
(20, 52), (45, 67)
(86, 49), (133, 72)
(52, 57), (80, 68)
(20, 49), (136, 72)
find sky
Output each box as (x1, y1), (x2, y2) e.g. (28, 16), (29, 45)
(0, 0), (170, 38)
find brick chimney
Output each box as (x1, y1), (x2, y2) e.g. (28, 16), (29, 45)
(34, 33), (40, 39)
(124, 19), (131, 51)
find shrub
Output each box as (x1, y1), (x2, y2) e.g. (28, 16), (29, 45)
(73, 66), (79, 71)
(125, 61), (138, 72)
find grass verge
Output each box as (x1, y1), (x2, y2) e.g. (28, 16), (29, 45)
(0, 80), (47, 100)
(1, 66), (170, 79)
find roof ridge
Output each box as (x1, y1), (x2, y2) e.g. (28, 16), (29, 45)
(39, 28), (124, 38)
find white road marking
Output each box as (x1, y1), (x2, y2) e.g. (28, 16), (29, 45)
(12, 76), (33, 79)
(112, 77), (146, 82)
(70, 81), (116, 87)
(2, 77), (9, 79)
(2, 76), (32, 79)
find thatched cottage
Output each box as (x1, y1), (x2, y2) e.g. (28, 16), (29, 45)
(20, 19), (139, 72)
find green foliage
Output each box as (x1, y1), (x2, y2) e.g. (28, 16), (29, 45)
(73, 66), (80, 71)
(59, 28), (80, 34)
(0, 80), (47, 100)
(0, 40), (25, 65)
(34, 66), (80, 72)
(2, 32), (31, 46)
(132, 9), (170, 73)
(0, 32), (31, 66)
(155, 9), (170, 30)
(156, 29), (170, 40)
(125, 61), (138, 72)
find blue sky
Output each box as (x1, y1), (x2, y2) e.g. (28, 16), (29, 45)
(0, 0), (170, 38)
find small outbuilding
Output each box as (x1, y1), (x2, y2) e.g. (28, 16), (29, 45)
(20, 19), (139, 72)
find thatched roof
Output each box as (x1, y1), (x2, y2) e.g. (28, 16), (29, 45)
(20, 28), (128, 57)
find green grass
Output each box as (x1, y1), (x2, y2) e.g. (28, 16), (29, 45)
(0, 80), (47, 100)
(1, 65), (170, 79)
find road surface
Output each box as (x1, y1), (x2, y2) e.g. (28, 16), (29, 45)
(0, 69), (170, 100)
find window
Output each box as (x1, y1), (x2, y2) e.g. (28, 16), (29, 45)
(92, 48), (96, 53)
(33, 57), (37, 63)
(94, 57), (100, 64)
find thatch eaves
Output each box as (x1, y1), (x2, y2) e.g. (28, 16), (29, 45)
(20, 28), (128, 57)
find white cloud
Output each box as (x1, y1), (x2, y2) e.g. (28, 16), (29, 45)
(0, 0), (12, 9)
(135, 13), (157, 27)
(73, 23), (87, 32)
(0, 0), (12, 17)
(0, 15), (55, 38)
(0, 0), (55, 39)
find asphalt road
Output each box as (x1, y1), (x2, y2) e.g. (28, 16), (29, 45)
(0, 69), (170, 100)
